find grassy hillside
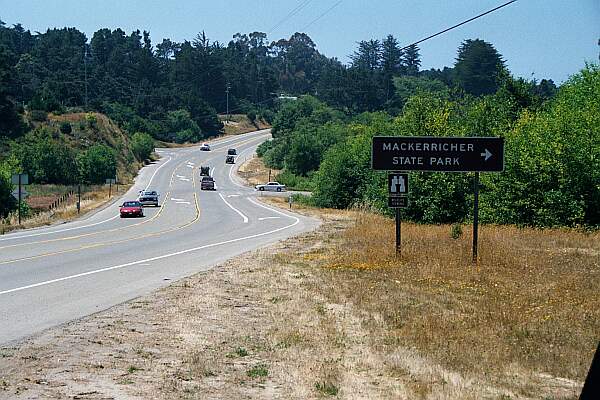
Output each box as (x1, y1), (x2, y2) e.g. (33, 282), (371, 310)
(0, 111), (143, 229)
(219, 114), (270, 135)
(38, 112), (141, 183)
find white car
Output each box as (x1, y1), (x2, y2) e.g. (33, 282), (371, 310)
(200, 143), (211, 151)
(255, 182), (286, 192)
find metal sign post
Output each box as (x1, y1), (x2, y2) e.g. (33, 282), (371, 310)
(472, 172), (480, 264)
(11, 173), (29, 225)
(18, 174), (22, 225)
(388, 173), (409, 257)
(106, 178), (116, 199)
(396, 208), (401, 256)
(77, 183), (81, 214)
(373, 137), (504, 265)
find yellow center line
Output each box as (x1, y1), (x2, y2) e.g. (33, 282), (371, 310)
(0, 169), (201, 266)
(0, 133), (267, 265)
(0, 152), (198, 251)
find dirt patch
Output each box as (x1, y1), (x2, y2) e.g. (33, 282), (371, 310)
(220, 115), (270, 136)
(0, 203), (594, 399)
(238, 156), (280, 187)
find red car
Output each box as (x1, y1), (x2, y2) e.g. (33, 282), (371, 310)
(120, 201), (144, 218)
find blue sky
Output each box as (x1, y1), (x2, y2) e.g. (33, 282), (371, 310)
(1, 0), (598, 83)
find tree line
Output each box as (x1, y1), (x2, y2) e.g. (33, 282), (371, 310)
(258, 39), (598, 228)
(0, 21), (441, 141)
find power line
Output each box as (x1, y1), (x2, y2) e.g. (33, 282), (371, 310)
(267, 0), (314, 34)
(399, 0), (518, 52)
(300, 0), (344, 31)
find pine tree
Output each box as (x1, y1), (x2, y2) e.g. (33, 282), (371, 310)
(403, 44), (421, 76)
(453, 39), (505, 96)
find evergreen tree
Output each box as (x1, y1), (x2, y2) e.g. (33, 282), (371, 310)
(350, 39), (381, 71)
(453, 39), (505, 96)
(380, 34), (403, 100)
(403, 44), (421, 76)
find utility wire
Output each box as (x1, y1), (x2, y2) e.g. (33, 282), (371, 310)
(399, 0), (518, 52)
(300, 0), (344, 31)
(267, 0), (314, 34)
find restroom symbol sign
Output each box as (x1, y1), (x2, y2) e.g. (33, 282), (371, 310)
(388, 173), (408, 195)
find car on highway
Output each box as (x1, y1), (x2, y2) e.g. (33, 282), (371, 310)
(227, 148), (237, 155)
(255, 182), (286, 192)
(200, 166), (210, 176)
(119, 201), (144, 218)
(225, 155), (235, 164)
(199, 143), (211, 151)
(138, 190), (159, 207)
(200, 176), (216, 190)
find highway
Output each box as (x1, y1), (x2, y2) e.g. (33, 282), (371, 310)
(0, 130), (318, 344)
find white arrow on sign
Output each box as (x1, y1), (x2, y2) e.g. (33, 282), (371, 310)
(480, 149), (492, 161)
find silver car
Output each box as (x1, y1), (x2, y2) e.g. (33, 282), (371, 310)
(138, 190), (160, 207)
(255, 182), (286, 192)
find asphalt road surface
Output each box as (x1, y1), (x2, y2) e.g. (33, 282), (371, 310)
(0, 130), (319, 345)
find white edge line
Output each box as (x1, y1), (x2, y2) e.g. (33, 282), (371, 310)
(0, 200), (299, 296)
(228, 146), (257, 189)
(218, 193), (248, 223)
(0, 155), (173, 242)
(144, 155), (172, 191)
(0, 130), (268, 243)
(0, 214), (121, 242)
(247, 197), (296, 219)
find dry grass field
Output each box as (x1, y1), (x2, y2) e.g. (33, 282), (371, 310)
(303, 210), (598, 395)
(237, 156), (280, 186)
(220, 114), (270, 135)
(1, 200), (596, 399)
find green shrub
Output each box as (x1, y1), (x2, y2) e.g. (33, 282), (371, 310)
(276, 170), (315, 191)
(85, 113), (97, 128)
(259, 109), (275, 124)
(246, 364), (268, 378)
(315, 381), (339, 396)
(451, 223), (463, 239)
(77, 144), (116, 184)
(130, 132), (154, 161)
(59, 121), (72, 135)
(256, 140), (274, 157)
(30, 110), (48, 122)
(11, 129), (77, 184)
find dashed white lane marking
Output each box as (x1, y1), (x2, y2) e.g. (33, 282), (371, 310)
(258, 217), (281, 221)
(176, 201), (191, 205)
(170, 198), (185, 202)
(0, 198), (300, 296)
(227, 194), (241, 198)
(218, 193), (248, 223)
